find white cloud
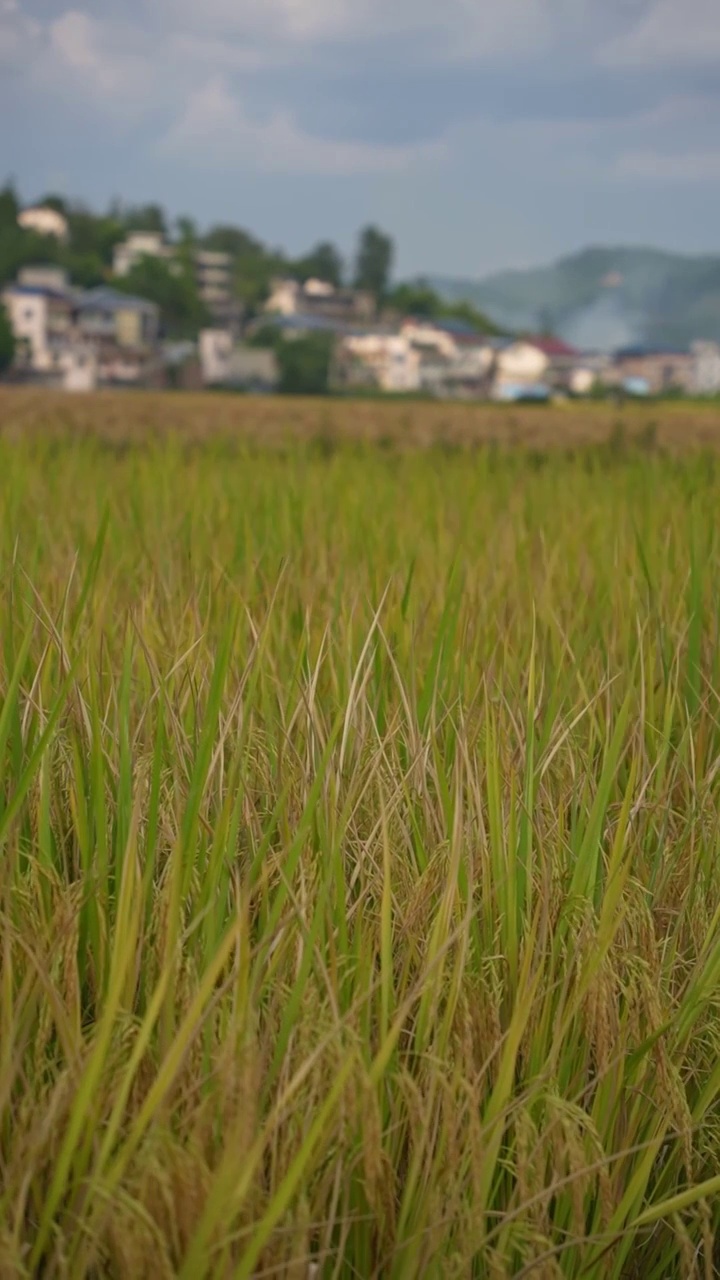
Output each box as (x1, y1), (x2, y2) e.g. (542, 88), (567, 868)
(600, 0), (720, 65)
(0, 1), (40, 66)
(160, 75), (447, 174)
(26, 11), (177, 118)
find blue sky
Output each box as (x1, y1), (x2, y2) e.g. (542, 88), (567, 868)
(2, 0), (719, 278)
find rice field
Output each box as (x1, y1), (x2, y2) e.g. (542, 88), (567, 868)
(3, 390), (720, 1277)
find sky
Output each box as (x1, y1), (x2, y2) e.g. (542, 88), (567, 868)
(1, 0), (719, 279)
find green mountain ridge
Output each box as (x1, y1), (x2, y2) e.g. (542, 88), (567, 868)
(430, 246), (720, 351)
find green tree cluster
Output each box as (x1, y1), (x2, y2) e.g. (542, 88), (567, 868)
(291, 242), (344, 289)
(387, 280), (500, 334)
(276, 333), (334, 395)
(0, 183), (125, 289)
(0, 303), (15, 373)
(354, 226), (393, 301)
(113, 256), (209, 340)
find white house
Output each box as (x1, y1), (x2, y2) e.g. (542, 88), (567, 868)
(2, 284), (73, 371)
(342, 334), (421, 393)
(494, 341), (550, 389)
(113, 231), (172, 277)
(18, 265), (70, 293)
(17, 206), (69, 242)
(303, 278), (335, 299)
(58, 344), (98, 392)
(265, 278), (302, 316)
(199, 329), (234, 384)
(691, 341), (720, 395)
(400, 319), (459, 361)
(568, 367), (596, 395)
(2, 289), (51, 370)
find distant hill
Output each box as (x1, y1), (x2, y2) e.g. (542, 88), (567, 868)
(430, 247), (720, 351)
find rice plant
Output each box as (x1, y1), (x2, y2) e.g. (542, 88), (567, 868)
(1, 411), (720, 1277)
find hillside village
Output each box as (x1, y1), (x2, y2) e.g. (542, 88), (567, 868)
(2, 192), (720, 400)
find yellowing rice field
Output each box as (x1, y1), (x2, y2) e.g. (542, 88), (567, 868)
(2, 389), (720, 1277)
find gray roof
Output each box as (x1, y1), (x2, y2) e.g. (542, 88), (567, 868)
(78, 287), (158, 315)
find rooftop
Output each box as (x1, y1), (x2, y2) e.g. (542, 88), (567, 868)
(3, 283), (71, 302)
(78, 287), (158, 315)
(525, 335), (580, 358)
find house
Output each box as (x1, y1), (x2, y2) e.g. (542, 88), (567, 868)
(418, 347), (495, 399)
(491, 335), (593, 398)
(199, 331), (278, 390)
(398, 319), (496, 398)
(17, 265), (71, 293)
(340, 333), (421, 393)
(568, 367), (597, 396)
(113, 235), (239, 327)
(113, 231), (173, 277)
(193, 250), (238, 327)
(1, 282), (75, 372)
(265, 279), (301, 316)
(400, 319), (460, 361)
(57, 344), (98, 392)
(17, 206), (69, 242)
(223, 347), (279, 393)
(4, 264), (162, 387)
(607, 347), (695, 395)
(492, 340), (550, 397)
(265, 278), (375, 324)
(199, 329), (233, 384)
(525, 335), (581, 367)
(76, 287), (159, 352)
(691, 341), (720, 395)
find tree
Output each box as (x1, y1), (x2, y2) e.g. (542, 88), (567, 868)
(276, 333), (333, 395)
(66, 207), (124, 267)
(38, 193), (68, 215)
(114, 255), (209, 339)
(387, 281), (441, 318)
(440, 300), (500, 335)
(122, 203), (167, 234)
(202, 224), (265, 258)
(386, 280), (500, 334)
(354, 226), (393, 301)
(293, 241), (344, 287)
(0, 304), (15, 374)
(0, 183), (19, 230)
(176, 216), (198, 247)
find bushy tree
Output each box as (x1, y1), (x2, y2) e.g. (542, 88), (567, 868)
(354, 225), (393, 301)
(293, 241), (344, 287)
(176, 216), (198, 248)
(440, 300), (500, 335)
(122, 203), (167, 234)
(387, 280), (500, 334)
(114, 255), (209, 338)
(66, 207), (124, 268)
(0, 303), (15, 374)
(0, 183), (19, 230)
(387, 281), (440, 318)
(276, 333), (333, 395)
